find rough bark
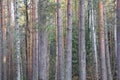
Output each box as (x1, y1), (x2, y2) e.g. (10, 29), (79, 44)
(78, 0), (86, 80)
(14, 0), (22, 80)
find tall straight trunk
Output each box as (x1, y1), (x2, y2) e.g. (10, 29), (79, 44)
(65, 0), (72, 80)
(38, 0), (47, 80)
(78, 0), (86, 80)
(98, 1), (107, 80)
(103, 1), (113, 80)
(46, 46), (50, 80)
(55, 0), (59, 78)
(2, 1), (7, 80)
(6, 0), (13, 80)
(88, 0), (98, 80)
(114, 0), (117, 58)
(32, 0), (38, 80)
(24, 0), (29, 79)
(57, 0), (64, 79)
(32, 30), (38, 80)
(0, 0), (3, 80)
(14, 0), (22, 80)
(1, 1), (6, 80)
(117, 0), (120, 80)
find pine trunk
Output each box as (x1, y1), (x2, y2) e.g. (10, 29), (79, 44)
(38, 0), (47, 80)
(78, 0), (86, 80)
(65, 0), (72, 80)
(98, 1), (107, 80)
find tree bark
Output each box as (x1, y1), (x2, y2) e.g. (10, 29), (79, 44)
(117, 0), (120, 80)
(103, 1), (113, 80)
(0, 0), (3, 80)
(56, 0), (65, 79)
(14, 0), (22, 80)
(65, 0), (72, 80)
(98, 1), (107, 80)
(78, 0), (86, 80)
(38, 0), (47, 80)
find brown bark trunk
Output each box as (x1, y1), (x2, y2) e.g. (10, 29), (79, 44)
(98, 1), (107, 80)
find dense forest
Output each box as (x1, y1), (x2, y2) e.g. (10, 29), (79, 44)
(0, 0), (120, 80)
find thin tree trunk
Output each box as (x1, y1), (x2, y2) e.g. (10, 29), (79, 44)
(0, 0), (3, 80)
(78, 0), (86, 80)
(114, 0), (117, 58)
(24, 0), (29, 79)
(14, 0), (22, 80)
(32, 0), (38, 80)
(57, 0), (64, 79)
(32, 30), (38, 80)
(103, 1), (113, 80)
(98, 1), (107, 80)
(65, 0), (72, 80)
(117, 0), (120, 80)
(88, 0), (99, 79)
(6, 0), (13, 80)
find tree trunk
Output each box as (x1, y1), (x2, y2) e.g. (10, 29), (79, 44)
(56, 0), (64, 79)
(103, 1), (113, 80)
(38, 0), (47, 80)
(0, 0), (3, 80)
(98, 1), (107, 80)
(32, 30), (38, 80)
(78, 0), (86, 80)
(14, 0), (22, 80)
(88, 0), (98, 80)
(117, 0), (120, 80)
(65, 0), (72, 80)
(32, 0), (38, 80)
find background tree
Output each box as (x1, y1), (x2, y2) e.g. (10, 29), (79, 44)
(117, 0), (120, 79)
(65, 0), (72, 80)
(98, 1), (107, 80)
(78, 0), (86, 80)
